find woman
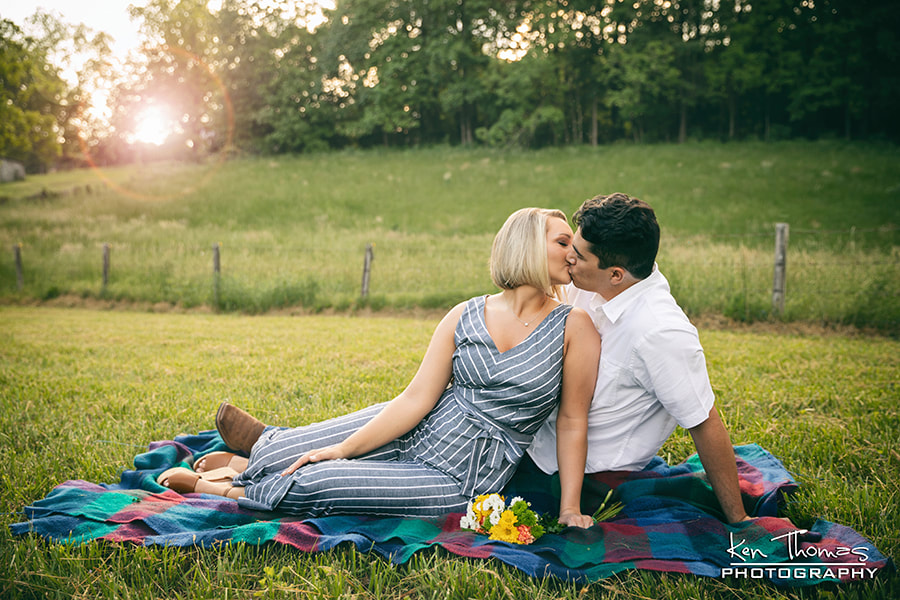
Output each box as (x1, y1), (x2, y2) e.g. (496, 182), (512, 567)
(159, 208), (600, 528)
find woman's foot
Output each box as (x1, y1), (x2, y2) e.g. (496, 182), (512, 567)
(157, 467), (244, 500)
(216, 403), (266, 454)
(195, 451), (249, 474)
(158, 464), (238, 483)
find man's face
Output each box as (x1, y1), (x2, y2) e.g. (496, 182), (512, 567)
(567, 229), (618, 299)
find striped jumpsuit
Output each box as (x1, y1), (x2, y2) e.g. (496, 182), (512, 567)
(233, 296), (573, 518)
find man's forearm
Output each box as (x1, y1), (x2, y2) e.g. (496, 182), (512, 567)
(556, 419), (588, 517)
(689, 407), (749, 523)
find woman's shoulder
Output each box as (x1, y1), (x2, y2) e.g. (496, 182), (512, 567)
(549, 299), (573, 315)
(438, 297), (478, 330)
(455, 294), (486, 315)
(563, 306), (600, 342)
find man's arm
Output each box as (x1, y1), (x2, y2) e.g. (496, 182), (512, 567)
(688, 406), (749, 523)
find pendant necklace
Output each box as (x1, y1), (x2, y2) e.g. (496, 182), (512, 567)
(508, 296), (547, 327)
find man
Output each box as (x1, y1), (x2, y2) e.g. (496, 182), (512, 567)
(520, 192), (755, 524)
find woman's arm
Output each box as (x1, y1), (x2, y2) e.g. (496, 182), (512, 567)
(555, 307), (600, 528)
(281, 302), (466, 475)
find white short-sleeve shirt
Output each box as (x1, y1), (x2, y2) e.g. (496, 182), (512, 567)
(526, 266), (715, 474)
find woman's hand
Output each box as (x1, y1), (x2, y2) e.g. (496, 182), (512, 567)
(281, 302), (461, 477)
(558, 510), (594, 529)
(280, 444), (347, 476)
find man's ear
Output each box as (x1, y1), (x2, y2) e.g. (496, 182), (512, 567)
(609, 267), (626, 285)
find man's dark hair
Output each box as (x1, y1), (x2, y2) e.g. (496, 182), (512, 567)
(573, 193), (660, 279)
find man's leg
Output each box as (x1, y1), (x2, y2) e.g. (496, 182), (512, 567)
(503, 454), (616, 517)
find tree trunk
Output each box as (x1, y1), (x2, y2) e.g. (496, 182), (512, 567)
(678, 103), (687, 144)
(460, 105), (473, 145)
(591, 95), (598, 147)
(728, 93), (736, 140)
(845, 104), (852, 140)
(574, 98), (583, 144)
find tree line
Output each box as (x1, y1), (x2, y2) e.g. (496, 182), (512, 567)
(2, 0), (898, 173)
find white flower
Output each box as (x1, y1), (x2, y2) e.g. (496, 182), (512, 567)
(509, 496), (525, 508)
(489, 509), (503, 526)
(484, 494), (506, 513)
(459, 514), (480, 531)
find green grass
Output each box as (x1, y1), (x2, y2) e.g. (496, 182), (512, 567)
(0, 142), (897, 331)
(1, 306), (898, 599)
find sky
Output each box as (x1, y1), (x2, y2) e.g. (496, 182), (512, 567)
(1, 1), (144, 56)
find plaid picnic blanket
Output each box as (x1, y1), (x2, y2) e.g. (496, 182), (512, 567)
(10, 431), (893, 586)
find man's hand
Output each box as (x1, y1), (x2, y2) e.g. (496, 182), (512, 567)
(280, 444), (347, 476)
(558, 510), (594, 529)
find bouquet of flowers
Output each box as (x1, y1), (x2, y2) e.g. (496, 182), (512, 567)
(458, 493), (545, 544)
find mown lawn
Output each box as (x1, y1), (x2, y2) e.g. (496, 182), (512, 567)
(1, 307), (897, 599)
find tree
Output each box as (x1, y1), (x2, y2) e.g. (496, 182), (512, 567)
(604, 39), (680, 143)
(258, 25), (344, 153)
(704, 4), (766, 140)
(20, 9), (117, 167)
(786, 0), (900, 139)
(729, 0), (803, 140)
(476, 52), (567, 147)
(317, 0), (501, 146)
(122, 0), (224, 158)
(0, 19), (66, 172)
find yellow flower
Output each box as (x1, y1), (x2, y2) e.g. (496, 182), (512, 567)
(487, 510), (519, 543)
(471, 494), (494, 526)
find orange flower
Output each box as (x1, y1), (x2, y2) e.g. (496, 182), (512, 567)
(516, 525), (535, 544)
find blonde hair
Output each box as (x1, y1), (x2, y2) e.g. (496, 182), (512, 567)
(490, 207), (567, 298)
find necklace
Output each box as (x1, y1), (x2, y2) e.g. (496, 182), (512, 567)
(507, 296), (548, 327)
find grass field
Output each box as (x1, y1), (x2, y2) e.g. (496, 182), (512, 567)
(1, 307), (898, 599)
(0, 141), (897, 331)
(1, 142), (898, 597)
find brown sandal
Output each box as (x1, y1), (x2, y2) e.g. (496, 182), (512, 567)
(215, 402), (266, 454)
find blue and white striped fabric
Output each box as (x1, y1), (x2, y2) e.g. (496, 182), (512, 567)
(234, 295), (573, 518)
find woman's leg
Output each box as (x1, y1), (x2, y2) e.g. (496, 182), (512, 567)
(194, 478), (245, 500)
(239, 458), (467, 518)
(236, 402), (390, 480)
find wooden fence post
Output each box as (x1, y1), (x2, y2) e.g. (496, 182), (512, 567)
(361, 243), (374, 299)
(102, 243), (110, 290)
(213, 242), (221, 307)
(772, 223), (789, 315)
(13, 244), (23, 291)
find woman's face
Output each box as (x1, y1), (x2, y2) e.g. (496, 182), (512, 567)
(546, 217), (574, 286)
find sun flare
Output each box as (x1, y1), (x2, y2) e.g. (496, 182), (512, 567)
(133, 106), (174, 145)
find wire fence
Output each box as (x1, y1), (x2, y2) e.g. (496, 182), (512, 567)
(4, 224), (899, 332)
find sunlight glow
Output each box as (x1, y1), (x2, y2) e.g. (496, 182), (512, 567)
(132, 106), (174, 145)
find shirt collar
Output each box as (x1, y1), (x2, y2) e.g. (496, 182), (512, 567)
(591, 264), (665, 324)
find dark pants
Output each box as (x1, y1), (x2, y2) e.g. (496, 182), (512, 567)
(502, 454), (617, 517)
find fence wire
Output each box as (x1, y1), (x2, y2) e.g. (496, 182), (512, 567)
(4, 226), (899, 331)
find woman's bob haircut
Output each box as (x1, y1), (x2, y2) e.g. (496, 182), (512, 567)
(490, 207), (567, 298)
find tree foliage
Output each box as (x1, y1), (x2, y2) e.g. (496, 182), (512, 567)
(3, 0), (899, 171)
(0, 19), (65, 172)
